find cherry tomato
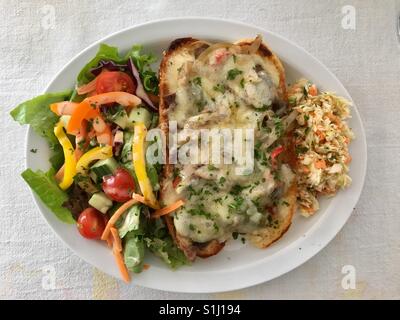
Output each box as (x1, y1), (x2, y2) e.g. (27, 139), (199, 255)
(102, 168), (135, 202)
(96, 71), (136, 94)
(77, 208), (105, 239)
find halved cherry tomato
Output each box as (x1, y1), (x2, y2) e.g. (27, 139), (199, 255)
(77, 208), (106, 239)
(102, 168), (135, 202)
(95, 71), (136, 94)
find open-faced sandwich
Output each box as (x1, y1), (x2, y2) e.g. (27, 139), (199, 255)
(158, 36), (298, 260)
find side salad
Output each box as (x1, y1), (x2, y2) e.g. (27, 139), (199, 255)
(11, 44), (188, 282)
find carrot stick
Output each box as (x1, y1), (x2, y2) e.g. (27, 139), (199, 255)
(315, 159), (326, 169)
(112, 246), (130, 283)
(110, 227), (122, 252)
(131, 193), (160, 209)
(101, 198), (138, 241)
(106, 234), (113, 248)
(151, 200), (185, 219)
(111, 227), (130, 283)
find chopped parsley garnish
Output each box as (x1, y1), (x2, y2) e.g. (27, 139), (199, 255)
(232, 54), (237, 63)
(249, 181), (260, 194)
(240, 78), (245, 88)
(256, 103), (271, 111)
(196, 100), (206, 112)
(251, 198), (263, 211)
(303, 85), (308, 97)
(227, 68), (243, 80)
(189, 224), (195, 231)
(254, 141), (269, 166)
(219, 176), (226, 186)
(186, 185), (201, 199)
(86, 120), (93, 131)
(187, 205), (212, 219)
(213, 83), (226, 93)
(213, 223), (220, 232)
(282, 200), (290, 207)
(207, 164), (218, 171)
(304, 114), (310, 122)
(77, 139), (86, 151)
(273, 117), (284, 137)
(192, 77), (202, 86)
(229, 196), (244, 210)
(230, 184), (249, 195)
(103, 104), (125, 122)
(30, 148), (38, 153)
(288, 96), (297, 105)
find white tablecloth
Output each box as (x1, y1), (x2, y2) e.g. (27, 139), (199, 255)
(1, 0), (399, 299)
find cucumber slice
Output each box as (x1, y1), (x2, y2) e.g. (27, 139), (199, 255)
(104, 105), (129, 129)
(90, 158), (118, 183)
(89, 192), (113, 214)
(112, 109), (129, 129)
(128, 107), (152, 129)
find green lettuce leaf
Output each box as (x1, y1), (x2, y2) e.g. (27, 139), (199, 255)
(118, 204), (141, 238)
(145, 219), (189, 269)
(125, 45), (159, 94)
(125, 45), (156, 73)
(10, 91), (72, 170)
(121, 208), (147, 273)
(124, 234), (145, 273)
(21, 168), (75, 224)
(145, 237), (189, 269)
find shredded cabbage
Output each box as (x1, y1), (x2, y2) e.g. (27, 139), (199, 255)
(289, 79), (354, 216)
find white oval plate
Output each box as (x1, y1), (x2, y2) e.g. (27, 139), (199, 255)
(25, 18), (367, 293)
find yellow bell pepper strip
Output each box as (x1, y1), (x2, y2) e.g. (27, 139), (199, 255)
(76, 145), (113, 173)
(54, 121), (76, 190)
(132, 122), (159, 209)
(75, 145), (113, 194)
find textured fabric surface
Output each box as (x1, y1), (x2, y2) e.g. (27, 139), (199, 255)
(0, 0), (399, 299)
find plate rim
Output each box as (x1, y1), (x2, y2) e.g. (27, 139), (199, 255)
(24, 17), (367, 293)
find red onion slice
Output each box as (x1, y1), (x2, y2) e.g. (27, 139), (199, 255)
(128, 57), (157, 111)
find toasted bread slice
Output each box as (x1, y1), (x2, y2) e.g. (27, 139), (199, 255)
(248, 172), (297, 248)
(159, 36), (295, 260)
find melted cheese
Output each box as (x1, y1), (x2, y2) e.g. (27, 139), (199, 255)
(164, 44), (291, 243)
